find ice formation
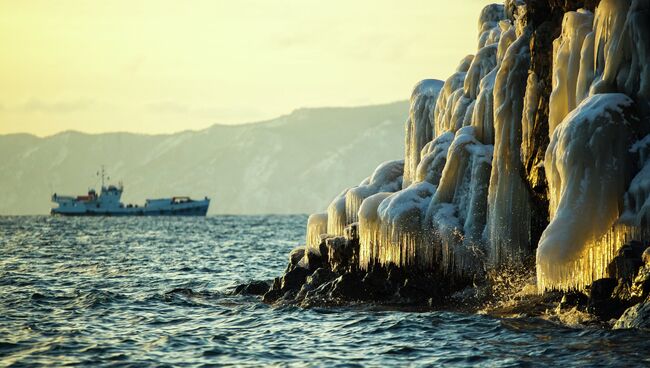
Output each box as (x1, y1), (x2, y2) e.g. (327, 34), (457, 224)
(403, 79), (444, 188)
(306, 212), (328, 254)
(305, 0), (650, 293)
(537, 94), (636, 291)
(536, 0), (650, 291)
(424, 127), (493, 275)
(486, 25), (533, 266)
(548, 10), (594, 136)
(345, 160), (403, 224)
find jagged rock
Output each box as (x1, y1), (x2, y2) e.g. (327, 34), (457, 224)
(587, 278), (625, 320)
(607, 241), (648, 280)
(643, 247), (650, 265)
(362, 268), (395, 300)
(614, 296), (650, 330)
(296, 268), (337, 300)
(399, 274), (443, 303)
(326, 236), (358, 272)
(281, 266), (310, 292)
(631, 266), (650, 300)
(329, 272), (365, 300)
(344, 222), (359, 241)
(288, 246), (306, 267)
(558, 291), (589, 310)
(234, 280), (271, 296)
(303, 249), (324, 271)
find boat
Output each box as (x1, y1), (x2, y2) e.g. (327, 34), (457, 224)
(51, 168), (210, 216)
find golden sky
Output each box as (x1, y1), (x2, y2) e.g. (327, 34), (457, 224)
(1, 0), (495, 136)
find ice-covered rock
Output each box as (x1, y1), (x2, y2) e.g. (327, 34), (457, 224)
(486, 26), (533, 267)
(537, 93), (636, 291)
(345, 160), (403, 224)
(549, 10), (594, 136)
(306, 212), (328, 254)
(425, 127), (493, 275)
(403, 79), (444, 188)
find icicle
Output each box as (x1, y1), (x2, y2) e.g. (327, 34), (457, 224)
(403, 79), (444, 188)
(520, 71), (541, 163)
(425, 126), (493, 276)
(345, 160), (403, 224)
(358, 192), (393, 270)
(433, 56), (473, 137)
(548, 10), (594, 137)
(537, 93), (636, 291)
(327, 188), (349, 237)
(486, 26), (532, 267)
(306, 212), (328, 255)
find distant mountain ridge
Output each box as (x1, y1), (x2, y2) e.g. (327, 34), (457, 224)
(0, 101), (408, 215)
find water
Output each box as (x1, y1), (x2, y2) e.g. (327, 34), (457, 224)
(1, 216), (649, 367)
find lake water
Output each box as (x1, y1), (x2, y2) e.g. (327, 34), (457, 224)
(1, 216), (649, 367)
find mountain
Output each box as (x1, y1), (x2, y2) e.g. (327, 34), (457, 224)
(0, 101), (408, 215)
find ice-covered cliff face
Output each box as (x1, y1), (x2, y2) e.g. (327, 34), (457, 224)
(303, 0), (649, 293)
(536, 0), (650, 291)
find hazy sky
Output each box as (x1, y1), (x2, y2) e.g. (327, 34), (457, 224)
(1, 0), (494, 136)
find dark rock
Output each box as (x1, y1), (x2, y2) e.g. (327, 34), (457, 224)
(326, 237), (357, 272)
(344, 222), (359, 241)
(262, 288), (283, 304)
(234, 280), (271, 296)
(329, 272), (364, 300)
(399, 274), (442, 303)
(558, 291), (589, 310)
(362, 268), (395, 300)
(631, 266), (650, 301)
(281, 266), (310, 292)
(614, 296), (650, 329)
(304, 249), (323, 271)
(288, 246), (306, 267)
(296, 267), (337, 300)
(588, 278), (624, 320)
(643, 247), (650, 265)
(607, 241), (648, 281)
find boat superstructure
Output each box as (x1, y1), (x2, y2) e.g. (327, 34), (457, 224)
(51, 168), (210, 216)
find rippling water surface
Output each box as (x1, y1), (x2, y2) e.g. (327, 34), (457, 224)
(2, 216), (650, 367)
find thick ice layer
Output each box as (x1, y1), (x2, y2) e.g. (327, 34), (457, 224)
(486, 26), (533, 266)
(415, 132), (453, 185)
(364, 182), (437, 270)
(580, 0), (650, 116)
(424, 127), (493, 275)
(433, 57), (473, 136)
(345, 160), (404, 224)
(327, 188), (349, 237)
(537, 93), (636, 291)
(478, 4), (506, 48)
(403, 79), (444, 188)
(548, 10), (594, 136)
(306, 212), (328, 254)
(358, 192), (394, 270)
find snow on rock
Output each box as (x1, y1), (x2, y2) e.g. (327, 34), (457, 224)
(537, 93), (637, 291)
(345, 160), (404, 224)
(486, 26), (533, 267)
(306, 212), (328, 254)
(403, 79), (444, 188)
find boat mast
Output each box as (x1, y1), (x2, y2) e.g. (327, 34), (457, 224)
(101, 165), (105, 188)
